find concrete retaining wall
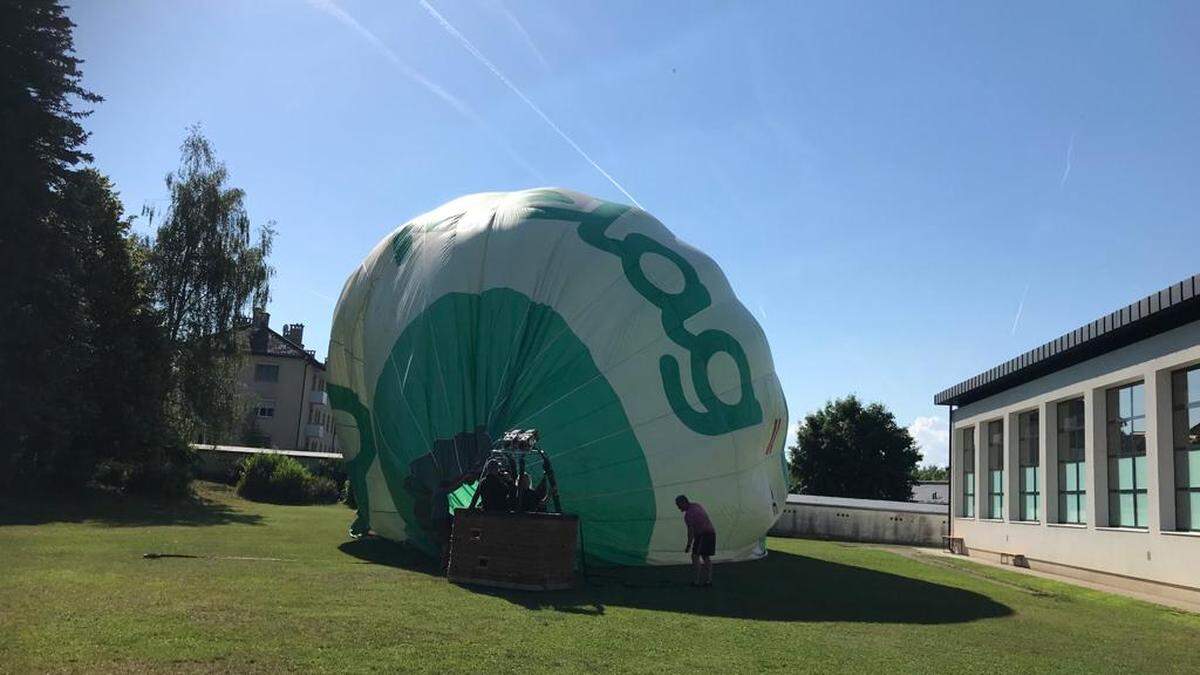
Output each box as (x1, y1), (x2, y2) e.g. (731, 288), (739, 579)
(770, 497), (950, 546)
(192, 444), (343, 482)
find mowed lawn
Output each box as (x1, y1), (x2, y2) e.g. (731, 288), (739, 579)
(2, 483), (1198, 673)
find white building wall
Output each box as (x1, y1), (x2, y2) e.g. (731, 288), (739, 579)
(951, 320), (1200, 590)
(771, 502), (948, 546)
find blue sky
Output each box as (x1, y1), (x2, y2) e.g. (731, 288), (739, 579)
(70, 1), (1200, 465)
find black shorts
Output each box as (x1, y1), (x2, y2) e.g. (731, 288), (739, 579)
(693, 532), (716, 557)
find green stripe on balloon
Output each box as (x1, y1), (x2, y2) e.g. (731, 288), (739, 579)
(370, 287), (655, 564)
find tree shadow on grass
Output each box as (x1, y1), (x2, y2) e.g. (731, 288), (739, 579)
(0, 483), (263, 528)
(338, 537), (1012, 624)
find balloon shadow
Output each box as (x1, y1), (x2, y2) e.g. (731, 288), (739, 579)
(337, 537), (1011, 624)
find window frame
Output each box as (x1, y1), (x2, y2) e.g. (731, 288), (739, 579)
(961, 427), (976, 518)
(1056, 398), (1086, 524)
(1017, 409), (1040, 522)
(986, 419), (1004, 519)
(254, 363), (280, 383)
(1172, 365), (1200, 532)
(1106, 382), (1148, 528)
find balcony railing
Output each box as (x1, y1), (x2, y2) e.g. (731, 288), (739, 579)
(305, 424), (324, 438)
(309, 390), (328, 406)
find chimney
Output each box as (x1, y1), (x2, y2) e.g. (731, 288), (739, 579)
(253, 308), (270, 328)
(283, 323), (305, 347)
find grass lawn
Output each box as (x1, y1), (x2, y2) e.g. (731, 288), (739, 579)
(2, 482), (1198, 673)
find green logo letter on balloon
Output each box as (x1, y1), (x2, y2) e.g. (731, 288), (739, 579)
(528, 199), (762, 436)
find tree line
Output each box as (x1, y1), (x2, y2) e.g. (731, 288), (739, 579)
(1, 1), (273, 497)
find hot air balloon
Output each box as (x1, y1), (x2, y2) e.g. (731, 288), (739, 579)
(327, 188), (787, 565)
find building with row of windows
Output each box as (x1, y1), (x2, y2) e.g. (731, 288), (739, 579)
(240, 310), (337, 453)
(936, 274), (1199, 595)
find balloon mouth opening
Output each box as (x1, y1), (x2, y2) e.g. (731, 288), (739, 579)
(447, 480), (478, 514)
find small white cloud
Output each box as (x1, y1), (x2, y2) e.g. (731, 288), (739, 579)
(907, 415), (949, 467)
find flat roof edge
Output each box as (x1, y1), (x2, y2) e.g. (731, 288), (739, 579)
(936, 274), (1200, 407)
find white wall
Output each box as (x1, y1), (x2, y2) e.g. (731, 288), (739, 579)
(771, 503), (949, 546)
(950, 320), (1200, 590)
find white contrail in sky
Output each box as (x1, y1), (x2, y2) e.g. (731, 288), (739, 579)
(306, 288), (334, 303)
(307, 0), (543, 181)
(491, 0), (550, 71)
(1011, 282), (1030, 335)
(419, 0), (643, 209)
(1059, 133), (1076, 188)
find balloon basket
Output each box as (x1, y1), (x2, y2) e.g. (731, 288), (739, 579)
(447, 509), (578, 591)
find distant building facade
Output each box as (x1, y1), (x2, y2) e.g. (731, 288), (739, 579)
(911, 481), (950, 504)
(936, 274), (1200, 596)
(240, 310), (336, 453)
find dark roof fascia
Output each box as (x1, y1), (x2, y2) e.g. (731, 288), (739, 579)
(935, 274), (1200, 407)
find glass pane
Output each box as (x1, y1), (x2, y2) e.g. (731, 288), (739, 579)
(1079, 493), (1087, 523)
(1131, 383), (1145, 416)
(991, 496), (1003, 518)
(1177, 491), (1192, 531)
(1190, 450), (1200, 488)
(1116, 458), (1132, 490)
(1190, 368), (1200, 403)
(1131, 429), (1146, 456)
(1135, 492), (1148, 528)
(1062, 463), (1075, 491)
(1174, 369), (1189, 408)
(1174, 409), (1191, 449)
(1189, 492), (1200, 531)
(1059, 494), (1069, 522)
(1120, 492), (1136, 527)
(1134, 456), (1147, 490)
(1023, 494), (1038, 521)
(1190, 407), (1200, 446)
(991, 470), (1003, 493)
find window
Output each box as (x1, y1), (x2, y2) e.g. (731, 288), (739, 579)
(255, 364), (280, 383)
(1172, 366), (1200, 531)
(1107, 382), (1148, 528)
(256, 401), (275, 418)
(987, 420), (1004, 519)
(961, 427), (975, 517)
(1057, 398), (1086, 524)
(1018, 410), (1039, 521)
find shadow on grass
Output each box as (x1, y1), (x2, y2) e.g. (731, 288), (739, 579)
(0, 483), (263, 528)
(338, 537), (1012, 624)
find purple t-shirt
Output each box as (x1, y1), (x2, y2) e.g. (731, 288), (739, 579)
(683, 503), (715, 535)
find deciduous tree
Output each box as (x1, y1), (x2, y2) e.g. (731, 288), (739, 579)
(145, 127), (275, 443)
(788, 395), (921, 501)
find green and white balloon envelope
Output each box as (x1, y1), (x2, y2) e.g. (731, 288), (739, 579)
(327, 188), (788, 565)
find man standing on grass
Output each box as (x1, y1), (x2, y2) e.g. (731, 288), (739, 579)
(676, 494), (715, 587)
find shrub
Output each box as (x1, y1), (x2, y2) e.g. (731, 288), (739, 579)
(312, 458), (347, 485)
(308, 476), (341, 504)
(236, 453), (337, 504)
(92, 442), (195, 500)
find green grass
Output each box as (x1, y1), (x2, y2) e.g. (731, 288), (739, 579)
(2, 482), (1197, 673)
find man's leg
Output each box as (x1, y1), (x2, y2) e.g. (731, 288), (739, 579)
(692, 552), (702, 585)
(702, 555), (713, 585)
